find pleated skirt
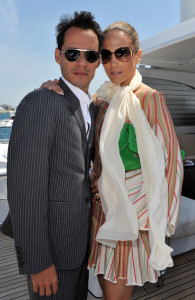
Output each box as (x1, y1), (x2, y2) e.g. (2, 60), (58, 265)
(88, 173), (160, 286)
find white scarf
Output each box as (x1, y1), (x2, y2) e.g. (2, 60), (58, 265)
(96, 70), (173, 270)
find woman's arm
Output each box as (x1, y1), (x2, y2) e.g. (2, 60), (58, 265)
(143, 91), (184, 236)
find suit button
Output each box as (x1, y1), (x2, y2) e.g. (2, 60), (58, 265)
(85, 198), (89, 203)
(19, 260), (25, 266)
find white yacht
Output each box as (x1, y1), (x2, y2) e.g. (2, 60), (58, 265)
(0, 110), (15, 127)
(0, 118), (13, 127)
(139, 0), (195, 142)
(9, 111), (16, 118)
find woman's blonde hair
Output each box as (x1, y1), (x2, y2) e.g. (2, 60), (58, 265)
(103, 21), (139, 53)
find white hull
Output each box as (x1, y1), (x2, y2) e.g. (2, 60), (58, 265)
(0, 119), (13, 127)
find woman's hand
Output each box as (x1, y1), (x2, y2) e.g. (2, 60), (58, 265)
(91, 179), (99, 194)
(90, 171), (100, 200)
(91, 179), (100, 201)
(40, 79), (64, 95)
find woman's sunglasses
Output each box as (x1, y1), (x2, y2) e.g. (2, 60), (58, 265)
(101, 47), (135, 64)
(60, 48), (100, 63)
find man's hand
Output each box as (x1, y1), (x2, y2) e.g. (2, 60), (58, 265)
(40, 79), (64, 95)
(31, 264), (59, 296)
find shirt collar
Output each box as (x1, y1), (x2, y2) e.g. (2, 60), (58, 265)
(61, 76), (92, 105)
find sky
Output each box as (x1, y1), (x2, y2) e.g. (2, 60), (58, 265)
(0, 0), (180, 107)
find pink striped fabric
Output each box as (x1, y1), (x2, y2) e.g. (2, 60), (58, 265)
(88, 91), (183, 285)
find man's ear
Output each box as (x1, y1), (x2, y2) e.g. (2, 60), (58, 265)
(55, 48), (61, 65)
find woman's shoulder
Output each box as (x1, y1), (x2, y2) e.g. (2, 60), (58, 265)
(136, 83), (164, 104)
(136, 83), (156, 95)
(92, 93), (109, 108)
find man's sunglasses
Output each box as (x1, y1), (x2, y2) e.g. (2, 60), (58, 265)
(101, 47), (135, 64)
(60, 48), (100, 63)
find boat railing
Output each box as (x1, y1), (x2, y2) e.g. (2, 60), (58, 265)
(0, 139), (9, 176)
(0, 139), (9, 224)
(0, 139), (9, 144)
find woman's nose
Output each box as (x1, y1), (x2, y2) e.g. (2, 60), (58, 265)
(109, 54), (118, 66)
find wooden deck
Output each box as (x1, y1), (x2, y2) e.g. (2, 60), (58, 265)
(0, 232), (195, 300)
(0, 233), (29, 299)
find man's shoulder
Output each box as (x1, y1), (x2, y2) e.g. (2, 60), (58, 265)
(26, 88), (63, 101)
(19, 88), (66, 109)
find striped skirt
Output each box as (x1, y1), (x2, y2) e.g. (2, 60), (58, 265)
(88, 172), (160, 286)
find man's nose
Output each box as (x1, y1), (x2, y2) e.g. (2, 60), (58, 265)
(76, 52), (88, 65)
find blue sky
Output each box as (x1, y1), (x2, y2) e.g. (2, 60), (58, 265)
(0, 0), (180, 107)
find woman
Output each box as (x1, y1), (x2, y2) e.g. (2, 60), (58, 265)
(41, 22), (183, 300)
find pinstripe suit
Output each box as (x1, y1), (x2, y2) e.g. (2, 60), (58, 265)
(1, 78), (97, 299)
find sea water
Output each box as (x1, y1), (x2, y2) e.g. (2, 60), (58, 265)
(0, 113), (12, 140)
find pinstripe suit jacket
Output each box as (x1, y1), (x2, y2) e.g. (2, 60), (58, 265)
(1, 79), (97, 274)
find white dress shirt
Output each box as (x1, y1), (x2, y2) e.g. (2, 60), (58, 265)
(61, 76), (92, 136)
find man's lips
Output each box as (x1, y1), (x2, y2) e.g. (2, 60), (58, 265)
(73, 71), (88, 76)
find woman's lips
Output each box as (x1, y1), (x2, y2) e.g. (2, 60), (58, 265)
(110, 71), (122, 76)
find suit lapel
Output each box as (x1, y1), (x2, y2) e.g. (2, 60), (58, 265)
(88, 102), (95, 149)
(59, 79), (87, 141)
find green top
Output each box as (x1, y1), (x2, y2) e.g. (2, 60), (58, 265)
(118, 123), (141, 171)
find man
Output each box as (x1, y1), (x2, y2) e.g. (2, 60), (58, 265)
(1, 11), (101, 300)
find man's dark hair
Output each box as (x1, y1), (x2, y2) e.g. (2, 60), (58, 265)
(56, 11), (102, 51)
